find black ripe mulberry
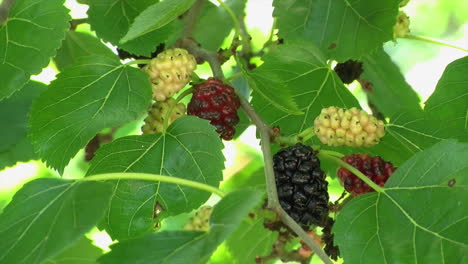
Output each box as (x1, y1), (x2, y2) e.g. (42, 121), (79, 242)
(273, 143), (330, 227)
(334, 60), (363, 84)
(338, 154), (396, 196)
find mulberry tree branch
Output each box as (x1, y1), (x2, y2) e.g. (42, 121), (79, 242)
(178, 9), (332, 263)
(183, 0), (204, 38)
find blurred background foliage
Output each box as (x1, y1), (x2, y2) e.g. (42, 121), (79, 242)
(0, 0), (467, 263)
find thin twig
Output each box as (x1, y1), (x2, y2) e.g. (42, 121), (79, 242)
(238, 96), (279, 207)
(278, 208), (334, 264)
(177, 38), (224, 79)
(238, 16), (252, 58)
(70, 18), (88, 30)
(183, 0), (205, 38)
(0, 0), (15, 24)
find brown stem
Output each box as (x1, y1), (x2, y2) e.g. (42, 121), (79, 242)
(0, 0), (15, 24)
(70, 18), (88, 31)
(183, 0), (205, 38)
(177, 37), (225, 79)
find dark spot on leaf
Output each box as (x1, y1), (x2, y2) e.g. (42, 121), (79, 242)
(448, 178), (456, 187)
(328, 43), (337, 49)
(153, 203), (164, 218)
(359, 79), (374, 93)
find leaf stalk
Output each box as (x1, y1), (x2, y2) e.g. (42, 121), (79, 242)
(318, 152), (384, 193)
(403, 34), (468, 52)
(82, 173), (226, 197)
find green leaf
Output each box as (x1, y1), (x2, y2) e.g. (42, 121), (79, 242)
(0, 81), (45, 169)
(120, 0), (195, 44)
(86, 116), (225, 240)
(0, 178), (112, 264)
(44, 237), (103, 264)
(98, 189), (263, 264)
(273, 0), (400, 60)
(424, 56), (468, 141)
(225, 215), (278, 263)
(251, 42), (359, 136)
(242, 54), (302, 115)
(334, 140), (468, 264)
(193, 0), (247, 51)
(361, 48), (421, 117)
(0, 0), (70, 99)
(54, 31), (117, 71)
(29, 55), (152, 173)
(88, 0), (174, 56)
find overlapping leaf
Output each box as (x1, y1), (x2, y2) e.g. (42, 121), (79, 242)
(44, 237), (103, 264)
(86, 116), (225, 240)
(424, 56), (468, 141)
(193, 0), (246, 51)
(120, 0), (195, 44)
(334, 140), (468, 264)
(273, 0), (400, 60)
(361, 48), (421, 117)
(251, 42), (360, 136)
(0, 178), (112, 264)
(54, 31), (116, 71)
(88, 0), (174, 56)
(29, 55), (152, 173)
(0, 81), (45, 169)
(225, 215), (277, 263)
(363, 56), (468, 164)
(0, 0), (70, 99)
(98, 189), (263, 264)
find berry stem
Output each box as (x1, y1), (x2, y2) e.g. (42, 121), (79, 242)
(317, 152), (384, 193)
(272, 127), (315, 146)
(296, 126), (316, 142)
(162, 88), (194, 132)
(82, 172), (226, 198)
(226, 72), (243, 82)
(277, 208), (334, 264)
(403, 34), (468, 52)
(126, 59), (152, 66)
(319, 149), (345, 158)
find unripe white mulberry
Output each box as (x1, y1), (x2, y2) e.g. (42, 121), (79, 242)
(183, 206), (213, 232)
(141, 98), (186, 134)
(143, 48), (197, 101)
(313, 107), (385, 147)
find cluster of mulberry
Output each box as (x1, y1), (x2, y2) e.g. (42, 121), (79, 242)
(141, 98), (186, 134)
(143, 48), (197, 101)
(273, 143), (330, 227)
(187, 78), (241, 140)
(314, 106), (385, 147)
(338, 154), (396, 196)
(183, 206), (213, 232)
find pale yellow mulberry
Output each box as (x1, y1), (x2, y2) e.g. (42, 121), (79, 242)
(143, 48), (197, 101)
(313, 107), (385, 147)
(183, 206), (213, 232)
(141, 98), (186, 134)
